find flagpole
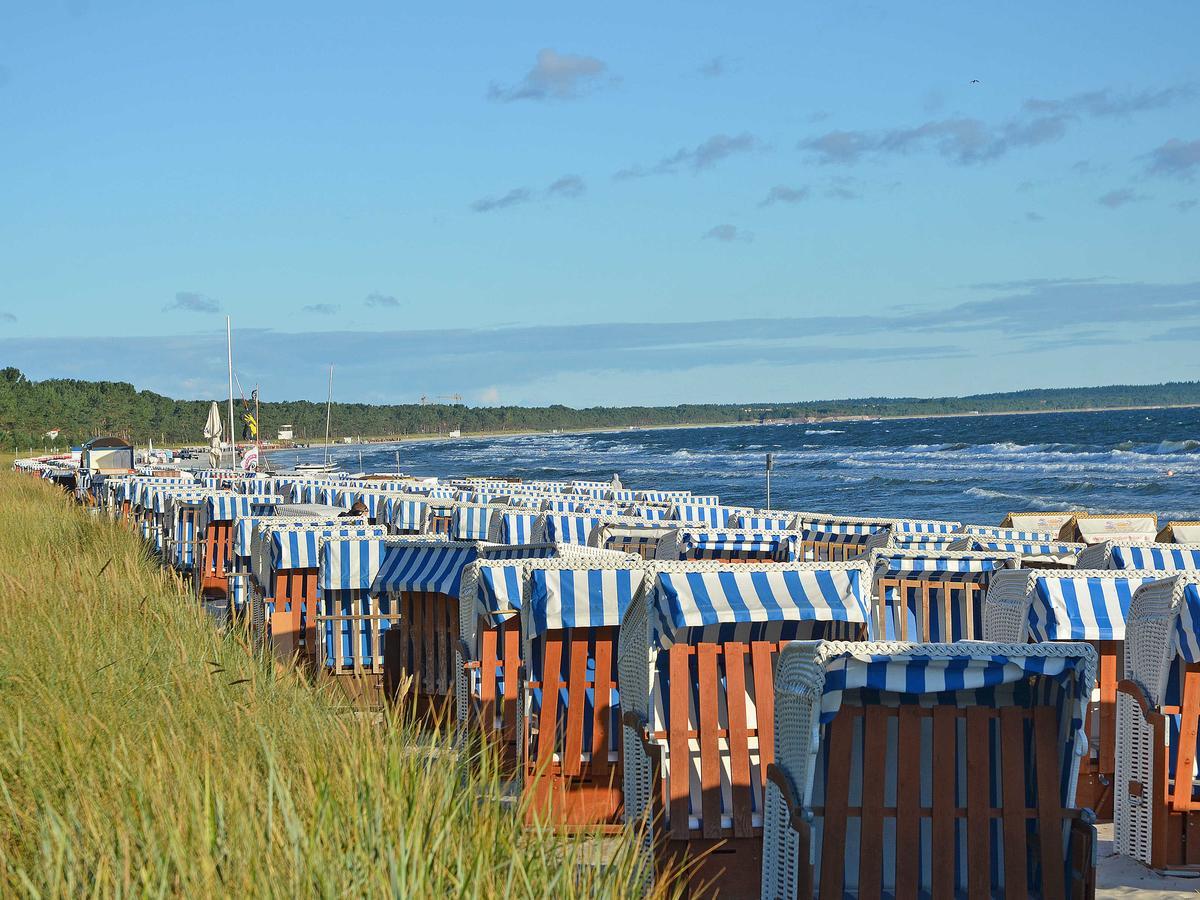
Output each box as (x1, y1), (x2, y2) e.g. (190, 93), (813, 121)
(226, 316), (236, 469)
(255, 385), (261, 472)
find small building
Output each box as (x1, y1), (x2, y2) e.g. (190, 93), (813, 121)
(277, 424), (294, 440)
(81, 436), (134, 472)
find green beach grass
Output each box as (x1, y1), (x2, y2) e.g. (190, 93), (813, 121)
(0, 471), (662, 897)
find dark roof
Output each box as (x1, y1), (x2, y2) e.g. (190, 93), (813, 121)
(83, 436), (133, 449)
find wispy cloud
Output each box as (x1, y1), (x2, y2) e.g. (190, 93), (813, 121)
(0, 311), (15, 323)
(365, 293), (400, 308)
(1146, 138), (1200, 180)
(471, 187), (532, 213)
(698, 56), (726, 78)
(302, 303), (340, 315)
(759, 185), (810, 207)
(163, 291), (220, 314)
(1175, 199), (1198, 213)
(702, 224), (752, 242)
(799, 85), (1192, 166)
(615, 132), (759, 179)
(1098, 188), (1142, 208)
(546, 174), (585, 198)
(488, 49), (611, 102)
(1025, 211), (1046, 222)
(472, 174), (586, 212)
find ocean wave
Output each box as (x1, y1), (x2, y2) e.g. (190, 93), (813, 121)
(804, 429), (845, 435)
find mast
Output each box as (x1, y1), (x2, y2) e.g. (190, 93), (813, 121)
(227, 316), (235, 468)
(323, 364), (333, 467)
(255, 384), (263, 473)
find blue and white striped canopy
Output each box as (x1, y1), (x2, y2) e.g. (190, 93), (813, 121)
(964, 525), (1058, 542)
(385, 497), (428, 531)
(476, 562), (525, 622)
(480, 544), (560, 560)
(1174, 582), (1200, 663)
(203, 494), (281, 523)
(576, 504), (623, 517)
(544, 514), (602, 545)
(651, 567), (867, 650)
(800, 520), (889, 536)
(669, 504), (733, 527)
(816, 647), (1091, 741)
(1029, 574), (1159, 641)
(1111, 544), (1200, 571)
(318, 538), (389, 591)
(625, 505), (670, 521)
(543, 499), (587, 512)
(527, 566), (645, 636)
(677, 530), (799, 561)
(499, 511), (540, 544)
(372, 542), (481, 596)
(451, 505), (492, 541)
(875, 553), (1009, 574)
(966, 538), (1078, 559)
(606, 490), (640, 502)
(273, 526), (389, 571)
(734, 513), (795, 531)
(894, 520), (961, 534)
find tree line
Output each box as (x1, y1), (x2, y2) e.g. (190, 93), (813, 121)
(3, 366), (1200, 449)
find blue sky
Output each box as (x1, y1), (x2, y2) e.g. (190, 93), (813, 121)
(1, 1), (1198, 405)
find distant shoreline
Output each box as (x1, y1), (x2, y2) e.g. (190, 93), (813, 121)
(264, 401), (1200, 454)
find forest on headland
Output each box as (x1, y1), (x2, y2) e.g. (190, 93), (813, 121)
(3, 366), (1200, 449)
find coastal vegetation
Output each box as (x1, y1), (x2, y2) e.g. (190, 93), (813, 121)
(0, 471), (654, 896)
(4, 366), (1200, 448)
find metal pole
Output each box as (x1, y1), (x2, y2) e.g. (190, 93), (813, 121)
(765, 453), (774, 510)
(226, 317), (235, 468)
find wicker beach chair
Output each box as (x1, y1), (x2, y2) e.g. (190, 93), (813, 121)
(1076, 541), (1200, 571)
(1158, 522), (1200, 544)
(868, 549), (1021, 641)
(519, 556), (648, 829)
(196, 493), (280, 599)
(761, 640), (1098, 899)
(620, 560), (870, 895)
(954, 536), (1087, 568)
(653, 528), (803, 563)
(594, 523), (677, 559)
(985, 569), (1172, 820)
(1060, 513), (1159, 546)
(1115, 572), (1200, 870)
(1002, 511), (1078, 533)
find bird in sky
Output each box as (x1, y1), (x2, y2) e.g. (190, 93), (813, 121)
(970, 79), (981, 84)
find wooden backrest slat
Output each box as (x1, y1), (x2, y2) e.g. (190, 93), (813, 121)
(724, 642), (755, 839)
(537, 635), (564, 770)
(423, 592), (437, 688)
(894, 705), (922, 900)
(1033, 704), (1067, 897)
(562, 636), (590, 778)
(696, 643), (723, 840)
(1098, 640), (1119, 774)
(591, 636), (614, 785)
(480, 627), (498, 720)
(930, 705), (956, 899)
(502, 624), (520, 743)
(1000, 706), (1030, 899)
(750, 641), (776, 791)
(966, 706), (992, 898)
(668, 644), (692, 841)
(858, 705), (888, 899)
(1173, 666), (1200, 812)
(818, 710), (855, 900)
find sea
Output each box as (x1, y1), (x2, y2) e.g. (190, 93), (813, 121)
(267, 407), (1200, 525)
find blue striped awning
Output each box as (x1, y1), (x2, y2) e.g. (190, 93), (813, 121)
(273, 526), (389, 571)
(451, 505), (492, 541)
(734, 514), (795, 531)
(318, 538), (389, 591)
(1112, 544), (1200, 571)
(203, 493), (281, 522)
(385, 497), (428, 531)
(677, 530), (799, 561)
(964, 525), (1058, 542)
(625, 505), (670, 521)
(894, 520), (961, 534)
(476, 562), (525, 623)
(500, 512), (540, 544)
(372, 542), (481, 596)
(800, 520), (889, 536)
(607, 490), (640, 502)
(1029, 574), (1159, 641)
(967, 539), (1079, 558)
(875, 553), (1011, 575)
(527, 566), (645, 637)
(886, 533), (961, 551)
(544, 514), (602, 545)
(544, 499), (587, 512)
(651, 567), (867, 651)
(669, 504), (733, 527)
(1174, 582), (1200, 663)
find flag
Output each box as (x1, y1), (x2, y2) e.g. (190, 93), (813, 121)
(241, 444), (259, 471)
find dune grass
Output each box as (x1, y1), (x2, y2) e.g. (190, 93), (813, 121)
(0, 472), (660, 897)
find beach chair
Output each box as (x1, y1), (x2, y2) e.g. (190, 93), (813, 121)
(1076, 541), (1200, 571)
(761, 640), (1098, 899)
(620, 560), (870, 895)
(954, 536), (1087, 569)
(455, 547), (632, 769)
(653, 528), (802, 563)
(593, 523), (676, 559)
(862, 528), (962, 553)
(196, 493), (281, 599)
(1060, 513), (1159, 546)
(374, 538), (484, 717)
(384, 495), (430, 535)
(985, 570), (1171, 820)
(1115, 572), (1200, 870)
(1159, 522), (1200, 544)
(313, 535), (394, 701)
(731, 511), (802, 531)
(869, 549), (1020, 641)
(1002, 511), (1078, 533)
(960, 524), (1061, 542)
(519, 556), (648, 829)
